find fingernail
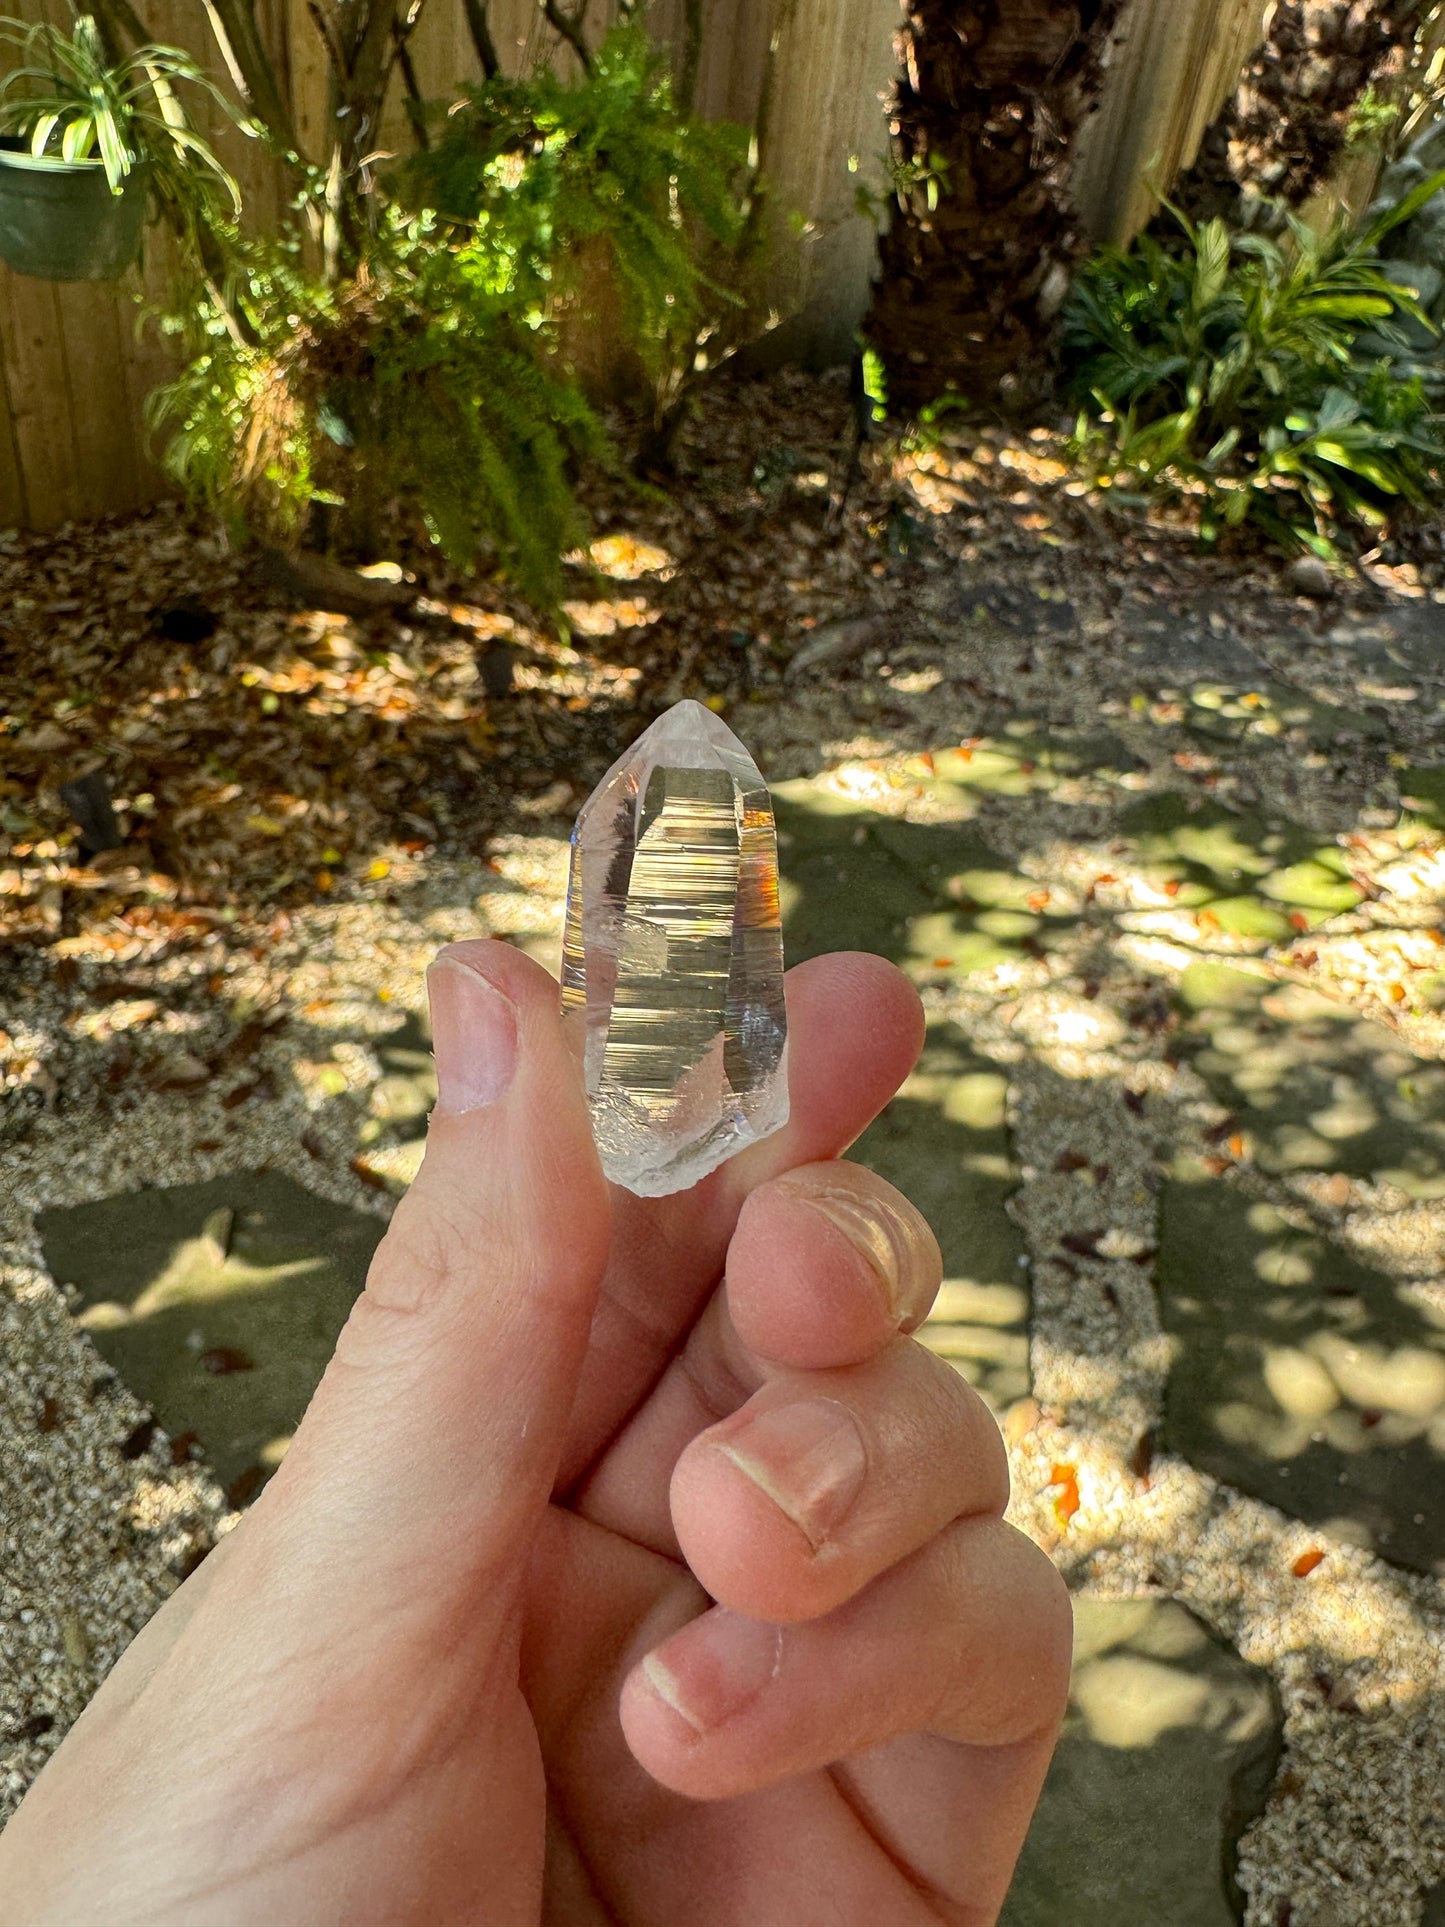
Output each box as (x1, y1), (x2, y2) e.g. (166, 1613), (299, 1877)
(427, 958), (518, 1115)
(807, 1189), (920, 1330)
(642, 1613), (782, 1734)
(715, 1398), (866, 1551)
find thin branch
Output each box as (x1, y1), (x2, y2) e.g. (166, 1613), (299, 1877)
(540, 0), (591, 76)
(392, 18), (429, 148)
(304, 0), (347, 83)
(461, 0), (500, 79)
(679, 0), (704, 113)
(199, 0), (301, 155)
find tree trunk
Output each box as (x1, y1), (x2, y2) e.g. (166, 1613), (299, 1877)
(865, 0), (1127, 415)
(1170, 0), (1425, 227)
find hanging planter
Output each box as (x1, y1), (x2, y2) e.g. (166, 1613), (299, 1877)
(0, 14), (247, 285)
(0, 138), (147, 281)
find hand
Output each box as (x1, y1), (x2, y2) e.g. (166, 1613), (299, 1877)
(0, 942), (1070, 1927)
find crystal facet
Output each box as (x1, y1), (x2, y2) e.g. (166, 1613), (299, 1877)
(562, 699), (789, 1197)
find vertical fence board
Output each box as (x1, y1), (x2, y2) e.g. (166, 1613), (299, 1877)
(52, 281), (141, 520)
(0, 272), (28, 526)
(753, 0), (899, 365)
(0, 271), (84, 527)
(1073, 0), (1272, 246)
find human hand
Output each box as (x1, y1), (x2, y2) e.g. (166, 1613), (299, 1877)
(0, 941), (1070, 1927)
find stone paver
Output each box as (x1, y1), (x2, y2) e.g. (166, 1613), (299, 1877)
(1157, 1174), (1445, 1573)
(37, 1173), (382, 1497)
(1001, 1597), (1281, 1927)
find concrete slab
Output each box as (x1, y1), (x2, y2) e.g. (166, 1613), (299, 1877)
(1003, 1596), (1282, 1927)
(37, 1173), (383, 1501)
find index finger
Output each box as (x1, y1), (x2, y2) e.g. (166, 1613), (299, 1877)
(556, 950), (924, 1493)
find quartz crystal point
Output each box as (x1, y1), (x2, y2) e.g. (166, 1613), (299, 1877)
(561, 699), (789, 1197)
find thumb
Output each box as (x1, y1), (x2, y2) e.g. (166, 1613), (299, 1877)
(257, 939), (610, 1611)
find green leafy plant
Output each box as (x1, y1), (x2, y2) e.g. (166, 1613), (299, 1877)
(149, 203), (608, 603)
(402, 21), (749, 391)
(1061, 178), (1445, 553)
(149, 23), (754, 607)
(1345, 83), (1400, 149)
(0, 13), (245, 220)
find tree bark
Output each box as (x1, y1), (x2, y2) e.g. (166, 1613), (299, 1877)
(1170, 0), (1425, 227)
(865, 0), (1127, 415)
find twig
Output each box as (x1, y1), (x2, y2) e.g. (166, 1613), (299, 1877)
(461, 0), (500, 79)
(392, 18), (429, 147)
(736, 0), (797, 262)
(304, 0), (347, 83)
(541, 0), (591, 75)
(679, 0), (704, 113)
(379, 0), (431, 148)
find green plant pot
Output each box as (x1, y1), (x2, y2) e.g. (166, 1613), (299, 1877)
(0, 139), (146, 281)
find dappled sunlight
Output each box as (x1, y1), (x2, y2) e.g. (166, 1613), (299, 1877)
(36, 1174), (383, 1497)
(919, 1276), (1032, 1406)
(1072, 1650), (1262, 1751)
(769, 711), (1445, 1595)
(76, 1245), (327, 1329)
(565, 534), (677, 580)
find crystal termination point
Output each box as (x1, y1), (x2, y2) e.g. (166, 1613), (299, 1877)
(561, 699), (789, 1198)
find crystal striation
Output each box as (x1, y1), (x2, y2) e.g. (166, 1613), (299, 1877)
(561, 699), (789, 1197)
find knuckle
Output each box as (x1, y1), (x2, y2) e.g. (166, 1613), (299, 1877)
(911, 1342), (1011, 1513)
(933, 1522), (1073, 1743)
(362, 1188), (473, 1320)
(331, 1185), (492, 1383)
(1013, 1532), (1075, 1726)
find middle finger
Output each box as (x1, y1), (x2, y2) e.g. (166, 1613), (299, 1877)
(670, 1343), (1010, 1624)
(572, 1159), (944, 1555)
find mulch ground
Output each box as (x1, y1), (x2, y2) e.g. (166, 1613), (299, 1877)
(3, 361), (1443, 1098)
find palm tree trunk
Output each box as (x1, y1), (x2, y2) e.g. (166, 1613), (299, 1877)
(1170, 0), (1426, 226)
(865, 0), (1127, 415)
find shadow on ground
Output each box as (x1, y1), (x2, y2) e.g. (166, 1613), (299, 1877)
(37, 1174), (382, 1504)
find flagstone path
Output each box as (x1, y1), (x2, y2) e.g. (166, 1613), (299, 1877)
(6, 563), (1445, 1922)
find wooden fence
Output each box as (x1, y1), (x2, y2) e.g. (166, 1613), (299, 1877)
(1073, 0), (1273, 247)
(0, 0), (1360, 530)
(0, 0), (902, 529)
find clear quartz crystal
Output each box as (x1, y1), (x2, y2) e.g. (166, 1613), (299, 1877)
(561, 699), (789, 1197)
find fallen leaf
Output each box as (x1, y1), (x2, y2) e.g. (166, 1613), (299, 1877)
(1060, 1229), (1105, 1257)
(118, 1418), (156, 1460)
(198, 1347), (253, 1376)
(226, 1465), (265, 1508)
